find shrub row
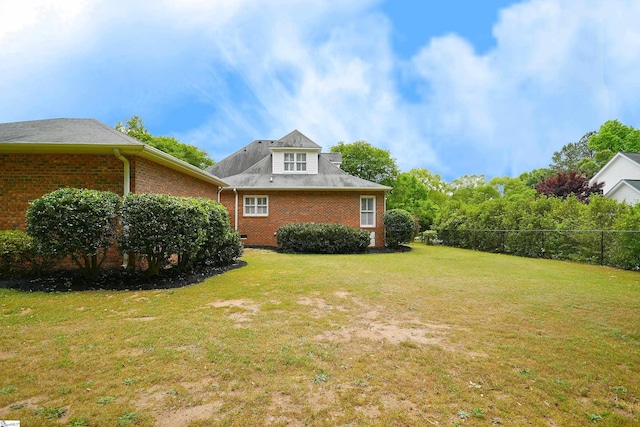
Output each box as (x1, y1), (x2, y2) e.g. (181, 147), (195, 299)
(276, 223), (370, 254)
(433, 195), (640, 269)
(14, 188), (241, 278)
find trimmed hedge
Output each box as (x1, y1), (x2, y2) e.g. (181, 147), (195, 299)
(276, 223), (370, 254)
(119, 194), (242, 276)
(194, 198), (243, 267)
(383, 209), (416, 249)
(26, 188), (121, 278)
(0, 230), (33, 278)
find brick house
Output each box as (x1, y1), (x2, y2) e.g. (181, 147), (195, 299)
(207, 130), (391, 248)
(0, 118), (229, 266)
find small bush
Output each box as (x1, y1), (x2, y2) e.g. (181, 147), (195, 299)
(418, 230), (438, 245)
(276, 223), (370, 254)
(26, 188), (121, 278)
(0, 230), (33, 277)
(119, 194), (207, 276)
(194, 198), (242, 266)
(384, 209), (416, 249)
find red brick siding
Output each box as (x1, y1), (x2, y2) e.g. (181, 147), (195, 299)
(219, 190), (387, 247)
(0, 153), (124, 231)
(1, 152), (220, 270)
(130, 157), (219, 199)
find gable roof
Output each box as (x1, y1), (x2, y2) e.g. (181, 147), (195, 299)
(590, 152), (640, 185)
(0, 118), (227, 187)
(608, 179), (640, 196)
(270, 129), (321, 150)
(209, 129), (390, 191)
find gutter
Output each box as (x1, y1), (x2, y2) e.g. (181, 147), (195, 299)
(233, 188), (239, 231)
(113, 149), (130, 268)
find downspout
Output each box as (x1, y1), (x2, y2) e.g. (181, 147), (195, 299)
(114, 149), (130, 268)
(233, 188), (239, 231)
(217, 187), (223, 203)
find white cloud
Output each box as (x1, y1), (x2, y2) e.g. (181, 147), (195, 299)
(2, 0), (640, 179)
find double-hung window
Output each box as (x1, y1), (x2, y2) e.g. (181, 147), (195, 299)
(360, 196), (375, 227)
(244, 196), (268, 216)
(284, 153), (307, 172)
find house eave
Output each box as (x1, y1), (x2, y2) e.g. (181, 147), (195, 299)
(0, 142), (227, 187)
(221, 186), (391, 192)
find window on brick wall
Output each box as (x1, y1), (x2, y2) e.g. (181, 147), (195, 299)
(360, 196), (375, 227)
(244, 196), (268, 216)
(284, 153), (307, 171)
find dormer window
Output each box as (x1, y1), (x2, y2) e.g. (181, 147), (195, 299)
(284, 153), (307, 171)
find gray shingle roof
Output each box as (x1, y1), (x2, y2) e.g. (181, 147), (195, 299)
(0, 118), (144, 146)
(620, 179), (640, 192)
(271, 129), (321, 149)
(208, 130), (389, 190)
(219, 148), (391, 190)
(0, 118), (227, 186)
(622, 152), (640, 165)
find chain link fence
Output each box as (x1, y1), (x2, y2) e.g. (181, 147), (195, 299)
(437, 229), (640, 270)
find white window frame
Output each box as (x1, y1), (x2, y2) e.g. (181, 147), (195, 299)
(360, 196), (376, 228)
(284, 152), (307, 172)
(244, 195), (269, 217)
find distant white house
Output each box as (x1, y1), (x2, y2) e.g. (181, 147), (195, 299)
(590, 152), (640, 205)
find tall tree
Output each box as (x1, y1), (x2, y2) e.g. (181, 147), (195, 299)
(330, 141), (399, 186)
(387, 171), (438, 230)
(535, 171), (604, 203)
(116, 116), (214, 169)
(579, 120), (640, 174)
(549, 131), (595, 172)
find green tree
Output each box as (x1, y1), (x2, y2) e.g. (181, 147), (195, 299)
(519, 168), (555, 189)
(549, 131), (595, 172)
(387, 172), (437, 230)
(116, 116), (214, 169)
(579, 120), (640, 174)
(330, 141), (399, 186)
(448, 174), (500, 204)
(488, 176), (537, 201)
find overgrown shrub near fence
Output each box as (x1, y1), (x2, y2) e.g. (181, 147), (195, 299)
(433, 195), (640, 270)
(436, 229), (640, 269)
(276, 223), (370, 254)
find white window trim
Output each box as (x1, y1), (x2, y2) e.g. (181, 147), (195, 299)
(360, 196), (376, 228)
(283, 152), (307, 173)
(244, 195), (269, 217)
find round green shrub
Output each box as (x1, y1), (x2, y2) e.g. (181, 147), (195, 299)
(383, 209), (416, 249)
(26, 188), (121, 278)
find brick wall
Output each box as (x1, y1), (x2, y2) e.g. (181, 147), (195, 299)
(0, 153), (124, 230)
(130, 157), (219, 199)
(1, 152), (221, 270)
(219, 189), (387, 247)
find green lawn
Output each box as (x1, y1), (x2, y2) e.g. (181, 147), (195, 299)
(1, 245), (638, 426)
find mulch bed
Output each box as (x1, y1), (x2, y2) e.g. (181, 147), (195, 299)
(0, 261), (247, 293)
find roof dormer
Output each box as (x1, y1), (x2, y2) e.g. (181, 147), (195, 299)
(270, 130), (321, 175)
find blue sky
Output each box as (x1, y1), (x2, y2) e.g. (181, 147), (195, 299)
(2, 0), (640, 181)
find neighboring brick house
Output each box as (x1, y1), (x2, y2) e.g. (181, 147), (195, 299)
(590, 152), (640, 205)
(207, 130), (391, 248)
(0, 118), (228, 267)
